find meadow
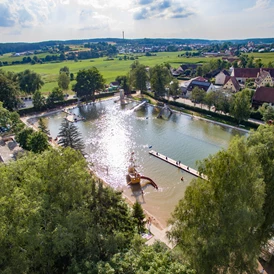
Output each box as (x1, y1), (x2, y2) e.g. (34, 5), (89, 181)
(0, 51), (211, 94)
(1, 50), (274, 94)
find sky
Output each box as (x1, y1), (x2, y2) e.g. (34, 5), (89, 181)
(0, 0), (274, 43)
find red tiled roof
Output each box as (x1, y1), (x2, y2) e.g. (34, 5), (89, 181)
(253, 87), (274, 104)
(192, 76), (208, 82)
(233, 68), (274, 78)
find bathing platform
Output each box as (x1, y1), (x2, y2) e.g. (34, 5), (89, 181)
(149, 150), (208, 180)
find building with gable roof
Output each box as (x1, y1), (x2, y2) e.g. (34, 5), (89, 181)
(186, 80), (215, 97)
(252, 86), (274, 108)
(215, 69), (230, 85)
(223, 76), (241, 92)
(255, 69), (273, 87)
(231, 68), (274, 84)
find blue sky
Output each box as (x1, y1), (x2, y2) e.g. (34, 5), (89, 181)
(0, 0), (273, 42)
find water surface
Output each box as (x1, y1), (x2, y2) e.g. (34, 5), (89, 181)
(38, 99), (247, 227)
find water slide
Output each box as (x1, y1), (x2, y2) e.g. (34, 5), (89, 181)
(140, 176), (158, 190)
(131, 100), (147, 111)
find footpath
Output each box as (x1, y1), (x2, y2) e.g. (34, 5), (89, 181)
(145, 224), (174, 249)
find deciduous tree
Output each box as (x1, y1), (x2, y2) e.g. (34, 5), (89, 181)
(58, 72), (70, 90)
(73, 67), (105, 101)
(168, 137), (265, 274)
(150, 64), (171, 97)
(0, 73), (19, 110)
(230, 89), (251, 124)
(129, 61), (148, 93)
(33, 90), (46, 110)
(258, 103), (274, 122)
(17, 69), (44, 94)
(0, 148), (135, 273)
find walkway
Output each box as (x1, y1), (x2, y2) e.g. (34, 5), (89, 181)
(149, 150), (207, 180)
(146, 224), (175, 249)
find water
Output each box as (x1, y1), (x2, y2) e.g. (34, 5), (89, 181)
(36, 99), (247, 227)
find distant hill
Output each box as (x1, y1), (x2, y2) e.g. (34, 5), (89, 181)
(0, 37), (274, 55)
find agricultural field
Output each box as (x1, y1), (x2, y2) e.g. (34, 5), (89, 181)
(247, 52), (274, 64)
(1, 51), (212, 94)
(0, 52), (53, 63)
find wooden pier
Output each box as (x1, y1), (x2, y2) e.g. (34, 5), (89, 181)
(149, 150), (207, 180)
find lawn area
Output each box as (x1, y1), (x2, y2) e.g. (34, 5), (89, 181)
(247, 52), (274, 64)
(1, 51), (213, 94)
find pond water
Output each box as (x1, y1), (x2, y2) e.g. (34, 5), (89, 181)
(36, 99), (248, 227)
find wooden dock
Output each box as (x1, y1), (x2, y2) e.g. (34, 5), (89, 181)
(149, 150), (207, 180)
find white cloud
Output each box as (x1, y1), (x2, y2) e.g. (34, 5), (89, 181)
(246, 0), (271, 11)
(132, 0), (195, 20)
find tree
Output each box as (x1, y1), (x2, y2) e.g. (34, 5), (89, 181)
(73, 67), (105, 101)
(0, 73), (19, 110)
(168, 137), (265, 274)
(27, 131), (49, 153)
(15, 127), (35, 150)
(190, 87), (206, 107)
(196, 66), (203, 77)
(59, 66), (70, 76)
(58, 72), (70, 90)
(230, 89), (251, 124)
(38, 117), (50, 135)
(0, 148), (135, 273)
(46, 87), (64, 107)
(204, 91), (215, 111)
(115, 75), (130, 94)
(57, 119), (85, 153)
(150, 64), (171, 97)
(33, 90), (46, 110)
(169, 79), (181, 100)
(246, 125), (274, 244)
(97, 237), (195, 274)
(0, 102), (23, 133)
(70, 73), (74, 81)
(132, 202), (145, 233)
(258, 103), (274, 122)
(129, 61), (148, 93)
(17, 69), (44, 94)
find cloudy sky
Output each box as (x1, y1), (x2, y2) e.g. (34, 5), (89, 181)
(0, 0), (273, 42)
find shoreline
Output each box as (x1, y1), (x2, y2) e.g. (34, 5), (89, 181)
(19, 95), (254, 231)
(90, 168), (165, 230)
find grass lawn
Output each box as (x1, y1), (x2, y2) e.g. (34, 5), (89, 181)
(5, 50), (273, 95)
(247, 52), (274, 64)
(1, 51), (213, 94)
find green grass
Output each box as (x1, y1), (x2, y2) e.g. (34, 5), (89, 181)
(247, 52), (274, 64)
(0, 51), (214, 94)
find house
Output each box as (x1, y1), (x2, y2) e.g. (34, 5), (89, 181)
(192, 76), (208, 82)
(186, 80), (215, 95)
(223, 76), (241, 92)
(171, 66), (184, 77)
(252, 86), (274, 108)
(255, 69), (273, 87)
(231, 68), (274, 84)
(215, 69), (230, 85)
(204, 69), (221, 79)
